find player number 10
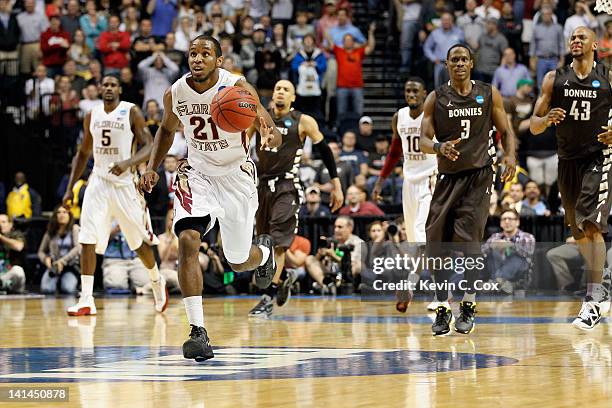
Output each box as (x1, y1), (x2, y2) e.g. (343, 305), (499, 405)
(460, 119), (471, 139)
(569, 100), (591, 121)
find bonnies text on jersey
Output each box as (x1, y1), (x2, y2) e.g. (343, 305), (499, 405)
(448, 107), (482, 118)
(177, 103), (210, 116)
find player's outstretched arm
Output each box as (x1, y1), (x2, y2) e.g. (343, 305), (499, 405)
(530, 71), (565, 135)
(373, 112), (403, 201)
(235, 79), (283, 149)
(109, 106), (154, 176)
(301, 114), (344, 212)
(63, 112), (94, 206)
(140, 88), (180, 193)
(491, 86), (517, 182)
(420, 91), (460, 161)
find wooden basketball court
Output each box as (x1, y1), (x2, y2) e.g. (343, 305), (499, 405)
(0, 296), (610, 407)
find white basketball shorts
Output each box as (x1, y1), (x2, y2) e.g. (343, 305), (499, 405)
(79, 174), (159, 254)
(172, 159), (258, 264)
(402, 173), (436, 244)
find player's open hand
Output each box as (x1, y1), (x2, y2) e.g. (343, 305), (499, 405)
(545, 108), (566, 127)
(371, 178), (384, 202)
(500, 155), (517, 183)
(139, 169), (160, 193)
(329, 186), (344, 213)
(440, 138), (461, 161)
(62, 189), (74, 207)
(108, 160), (129, 176)
(259, 117), (274, 150)
(597, 125), (612, 145)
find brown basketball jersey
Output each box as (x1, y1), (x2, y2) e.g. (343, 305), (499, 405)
(256, 109), (304, 180)
(551, 63), (612, 160)
(433, 81), (495, 174)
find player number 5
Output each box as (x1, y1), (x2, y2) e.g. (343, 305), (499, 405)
(460, 119), (471, 139)
(101, 129), (111, 146)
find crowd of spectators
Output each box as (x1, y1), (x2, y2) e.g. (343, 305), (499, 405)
(1, 0), (611, 297)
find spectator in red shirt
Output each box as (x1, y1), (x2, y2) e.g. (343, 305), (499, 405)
(98, 15), (131, 75)
(339, 185), (384, 216)
(324, 22), (375, 120)
(40, 15), (71, 79)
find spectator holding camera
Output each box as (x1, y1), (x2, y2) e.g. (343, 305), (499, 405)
(305, 216), (364, 289)
(38, 205), (80, 294)
(482, 209), (535, 293)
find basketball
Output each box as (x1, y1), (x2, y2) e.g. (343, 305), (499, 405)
(210, 86), (258, 133)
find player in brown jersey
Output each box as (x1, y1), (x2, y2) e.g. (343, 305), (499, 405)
(420, 44), (517, 336)
(530, 26), (612, 331)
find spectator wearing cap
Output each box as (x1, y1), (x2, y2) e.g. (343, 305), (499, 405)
(146, 0), (178, 40)
(356, 116), (377, 153)
(475, 0), (501, 19)
(423, 11), (464, 88)
(98, 14), (131, 75)
(291, 33), (327, 121)
(17, 0), (49, 75)
(492, 47), (531, 98)
(474, 17), (507, 83)
(366, 135), (403, 202)
(339, 185), (385, 216)
(40, 14), (70, 78)
(324, 22), (375, 119)
(299, 186), (332, 217)
(529, 5), (564, 88)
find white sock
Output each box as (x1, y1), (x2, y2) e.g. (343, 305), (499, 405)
(183, 296), (204, 327)
(463, 292), (476, 303)
(147, 264), (161, 283)
(258, 244), (270, 266)
(81, 275), (94, 298)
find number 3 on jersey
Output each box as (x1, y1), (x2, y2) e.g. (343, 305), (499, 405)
(460, 119), (471, 139)
(569, 100), (590, 121)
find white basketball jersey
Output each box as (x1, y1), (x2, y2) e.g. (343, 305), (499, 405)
(89, 101), (136, 185)
(397, 108), (437, 182)
(171, 69), (249, 176)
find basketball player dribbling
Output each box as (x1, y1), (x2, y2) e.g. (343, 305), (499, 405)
(247, 80), (343, 318)
(372, 77), (444, 312)
(420, 44), (517, 336)
(530, 26), (612, 330)
(63, 75), (167, 316)
(139, 35), (282, 361)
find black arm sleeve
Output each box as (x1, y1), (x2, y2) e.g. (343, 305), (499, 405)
(313, 140), (338, 179)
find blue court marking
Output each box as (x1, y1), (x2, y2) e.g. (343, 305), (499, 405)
(270, 315), (609, 324)
(0, 346), (518, 383)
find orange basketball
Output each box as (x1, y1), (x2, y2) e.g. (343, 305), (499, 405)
(210, 86), (258, 133)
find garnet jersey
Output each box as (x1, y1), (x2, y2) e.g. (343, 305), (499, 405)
(396, 108), (437, 182)
(89, 100), (136, 185)
(171, 69), (250, 176)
